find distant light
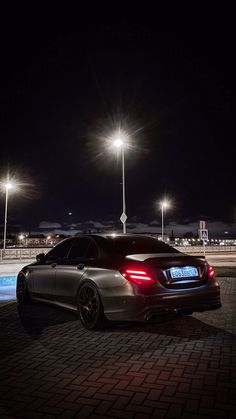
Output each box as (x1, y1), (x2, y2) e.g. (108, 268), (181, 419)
(47, 236), (51, 240)
(111, 232), (117, 237)
(68, 212), (72, 216)
(19, 234), (25, 240)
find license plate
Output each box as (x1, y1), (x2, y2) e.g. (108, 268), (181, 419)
(170, 266), (198, 279)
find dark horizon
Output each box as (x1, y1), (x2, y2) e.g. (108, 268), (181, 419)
(0, 6), (235, 229)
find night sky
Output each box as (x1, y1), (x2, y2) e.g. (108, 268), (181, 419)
(0, 5), (235, 231)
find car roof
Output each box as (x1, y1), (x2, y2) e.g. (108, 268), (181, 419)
(74, 234), (156, 240)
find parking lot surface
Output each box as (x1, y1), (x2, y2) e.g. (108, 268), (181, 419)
(0, 277), (236, 419)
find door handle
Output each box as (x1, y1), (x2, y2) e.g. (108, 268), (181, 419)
(51, 263), (57, 268)
(77, 264), (85, 270)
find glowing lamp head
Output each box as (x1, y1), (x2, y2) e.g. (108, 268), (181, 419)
(5, 182), (13, 190)
(161, 200), (169, 209)
(113, 138), (123, 148)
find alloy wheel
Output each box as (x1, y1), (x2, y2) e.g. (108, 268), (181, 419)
(78, 284), (102, 329)
(16, 276), (31, 304)
(16, 277), (27, 303)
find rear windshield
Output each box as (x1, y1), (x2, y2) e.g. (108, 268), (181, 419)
(108, 236), (178, 256)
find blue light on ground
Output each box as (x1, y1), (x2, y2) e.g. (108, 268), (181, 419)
(0, 275), (17, 301)
(0, 275), (17, 286)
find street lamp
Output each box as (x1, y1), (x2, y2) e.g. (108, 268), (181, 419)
(113, 136), (127, 234)
(3, 182), (14, 250)
(46, 236), (52, 246)
(18, 234), (25, 246)
(160, 200), (170, 241)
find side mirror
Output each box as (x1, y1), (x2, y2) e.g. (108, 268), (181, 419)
(36, 253), (45, 262)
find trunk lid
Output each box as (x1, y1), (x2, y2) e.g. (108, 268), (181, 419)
(125, 252), (207, 289)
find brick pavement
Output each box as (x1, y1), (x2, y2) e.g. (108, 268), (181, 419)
(0, 277), (236, 419)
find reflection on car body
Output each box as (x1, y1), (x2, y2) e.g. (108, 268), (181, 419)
(16, 234), (221, 330)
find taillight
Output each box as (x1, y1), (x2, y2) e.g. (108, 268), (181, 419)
(121, 266), (155, 285)
(207, 265), (216, 279)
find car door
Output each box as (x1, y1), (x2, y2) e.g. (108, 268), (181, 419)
(55, 238), (98, 307)
(33, 239), (74, 299)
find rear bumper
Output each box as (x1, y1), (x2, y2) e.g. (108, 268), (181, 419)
(104, 285), (221, 322)
(141, 289), (221, 321)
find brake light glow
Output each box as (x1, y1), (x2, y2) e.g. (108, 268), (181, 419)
(207, 265), (215, 279)
(121, 267), (155, 285)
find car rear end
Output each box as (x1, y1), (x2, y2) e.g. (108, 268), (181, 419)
(100, 235), (221, 322)
(120, 253), (221, 322)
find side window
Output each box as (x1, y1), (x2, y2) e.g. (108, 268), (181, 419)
(86, 241), (98, 260)
(68, 238), (90, 261)
(45, 239), (73, 263)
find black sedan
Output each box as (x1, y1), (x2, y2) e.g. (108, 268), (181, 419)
(16, 234), (221, 330)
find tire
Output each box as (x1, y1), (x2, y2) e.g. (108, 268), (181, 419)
(78, 282), (107, 330)
(16, 275), (32, 305)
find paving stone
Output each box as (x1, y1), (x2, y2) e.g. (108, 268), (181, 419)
(0, 277), (235, 418)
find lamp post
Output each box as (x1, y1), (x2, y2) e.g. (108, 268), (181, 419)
(113, 138), (127, 234)
(3, 182), (13, 250)
(160, 200), (169, 241)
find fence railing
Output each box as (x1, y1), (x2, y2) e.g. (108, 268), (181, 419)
(0, 248), (51, 262)
(176, 245), (236, 254)
(1, 245), (236, 262)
